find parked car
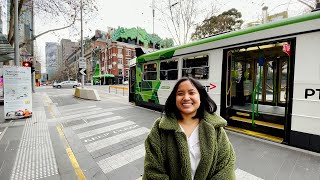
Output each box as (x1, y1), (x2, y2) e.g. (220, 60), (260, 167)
(123, 81), (129, 85)
(54, 81), (80, 89)
(52, 81), (58, 88)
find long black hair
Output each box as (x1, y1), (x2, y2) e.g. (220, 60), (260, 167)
(164, 77), (217, 120)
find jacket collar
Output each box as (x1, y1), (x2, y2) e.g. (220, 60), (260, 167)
(159, 111), (227, 131)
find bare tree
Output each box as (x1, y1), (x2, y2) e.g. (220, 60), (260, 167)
(156, 0), (203, 45)
(3, 0), (98, 47)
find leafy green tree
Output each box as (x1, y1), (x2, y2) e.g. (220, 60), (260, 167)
(191, 8), (243, 40)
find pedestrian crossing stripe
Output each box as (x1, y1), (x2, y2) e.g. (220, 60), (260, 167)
(78, 121), (136, 139)
(59, 105), (96, 112)
(85, 127), (149, 153)
(63, 107), (103, 116)
(71, 116), (122, 130)
(97, 144), (145, 174)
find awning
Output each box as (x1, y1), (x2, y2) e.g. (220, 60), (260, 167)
(0, 34), (14, 62)
(93, 74), (115, 78)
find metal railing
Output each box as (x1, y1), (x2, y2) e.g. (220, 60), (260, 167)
(108, 86), (129, 96)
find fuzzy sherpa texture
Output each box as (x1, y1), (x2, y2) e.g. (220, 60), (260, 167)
(143, 112), (236, 180)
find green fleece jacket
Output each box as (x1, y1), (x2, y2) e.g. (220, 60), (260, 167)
(143, 112), (236, 180)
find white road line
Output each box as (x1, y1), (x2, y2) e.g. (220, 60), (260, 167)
(71, 115), (120, 130)
(78, 121), (136, 139)
(59, 105), (96, 113)
(63, 107), (103, 116)
(85, 127), (149, 152)
(235, 168), (264, 180)
(60, 109), (109, 121)
(98, 144), (145, 174)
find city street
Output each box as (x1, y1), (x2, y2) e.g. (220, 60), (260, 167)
(0, 86), (319, 180)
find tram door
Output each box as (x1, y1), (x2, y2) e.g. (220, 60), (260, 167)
(129, 66), (136, 102)
(224, 42), (293, 143)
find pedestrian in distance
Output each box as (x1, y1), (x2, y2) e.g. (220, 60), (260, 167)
(143, 77), (236, 180)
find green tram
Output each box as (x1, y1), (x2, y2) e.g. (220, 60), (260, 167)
(129, 11), (320, 152)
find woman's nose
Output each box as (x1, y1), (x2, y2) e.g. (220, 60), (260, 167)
(183, 94), (190, 100)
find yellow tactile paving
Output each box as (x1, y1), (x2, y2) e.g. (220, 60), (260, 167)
(225, 126), (283, 143)
(230, 116), (284, 130)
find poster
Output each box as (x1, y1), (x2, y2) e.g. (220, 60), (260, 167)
(3, 66), (32, 120)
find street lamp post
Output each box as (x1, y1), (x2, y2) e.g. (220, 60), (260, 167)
(80, 0), (84, 88)
(14, 0), (19, 65)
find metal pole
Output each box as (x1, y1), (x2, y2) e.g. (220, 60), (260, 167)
(80, 0), (84, 88)
(31, 1), (36, 92)
(14, 0), (19, 65)
(152, 0), (155, 51)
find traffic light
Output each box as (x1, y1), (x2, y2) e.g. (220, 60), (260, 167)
(22, 62), (35, 73)
(23, 61), (32, 67)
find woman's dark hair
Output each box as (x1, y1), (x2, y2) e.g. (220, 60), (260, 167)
(164, 77), (217, 120)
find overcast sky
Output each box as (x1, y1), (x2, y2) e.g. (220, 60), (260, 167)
(30, 0), (309, 72)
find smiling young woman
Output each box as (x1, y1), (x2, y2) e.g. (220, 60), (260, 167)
(143, 77), (236, 180)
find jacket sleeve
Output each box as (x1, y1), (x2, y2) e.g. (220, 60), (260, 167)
(210, 127), (236, 180)
(143, 121), (169, 180)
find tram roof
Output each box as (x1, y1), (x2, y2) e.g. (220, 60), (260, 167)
(137, 11), (320, 63)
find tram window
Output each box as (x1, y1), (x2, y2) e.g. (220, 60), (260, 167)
(160, 60), (178, 80)
(182, 55), (209, 79)
(143, 63), (157, 80)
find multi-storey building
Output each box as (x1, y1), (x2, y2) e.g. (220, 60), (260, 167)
(103, 41), (136, 84)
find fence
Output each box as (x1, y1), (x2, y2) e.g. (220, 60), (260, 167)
(108, 86), (128, 96)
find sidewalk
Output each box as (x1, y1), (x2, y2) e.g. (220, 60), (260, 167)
(0, 92), (79, 180)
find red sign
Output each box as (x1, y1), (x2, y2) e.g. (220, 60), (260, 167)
(210, 83), (216, 90)
(283, 44), (290, 56)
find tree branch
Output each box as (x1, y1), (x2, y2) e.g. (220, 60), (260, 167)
(297, 0), (314, 9)
(19, 13), (76, 48)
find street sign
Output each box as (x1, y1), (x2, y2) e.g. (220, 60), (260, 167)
(79, 68), (86, 75)
(79, 57), (86, 69)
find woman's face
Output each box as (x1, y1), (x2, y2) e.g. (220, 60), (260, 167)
(176, 80), (201, 117)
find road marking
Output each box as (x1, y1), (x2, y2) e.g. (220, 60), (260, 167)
(63, 107), (103, 116)
(57, 125), (87, 180)
(0, 121), (12, 142)
(98, 144), (145, 174)
(47, 95), (87, 180)
(60, 109), (110, 121)
(60, 105), (97, 113)
(71, 115), (120, 130)
(78, 121), (136, 139)
(85, 127), (149, 152)
(60, 106), (133, 121)
(235, 168), (264, 180)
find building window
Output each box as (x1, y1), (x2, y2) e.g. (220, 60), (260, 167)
(126, 59), (130, 66)
(126, 49), (131, 56)
(119, 69), (122, 75)
(126, 69), (129, 77)
(182, 55), (209, 79)
(143, 63), (157, 80)
(160, 60), (178, 80)
(118, 48), (122, 54)
(118, 58), (123, 64)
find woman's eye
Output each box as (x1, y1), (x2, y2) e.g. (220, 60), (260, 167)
(177, 93), (184, 96)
